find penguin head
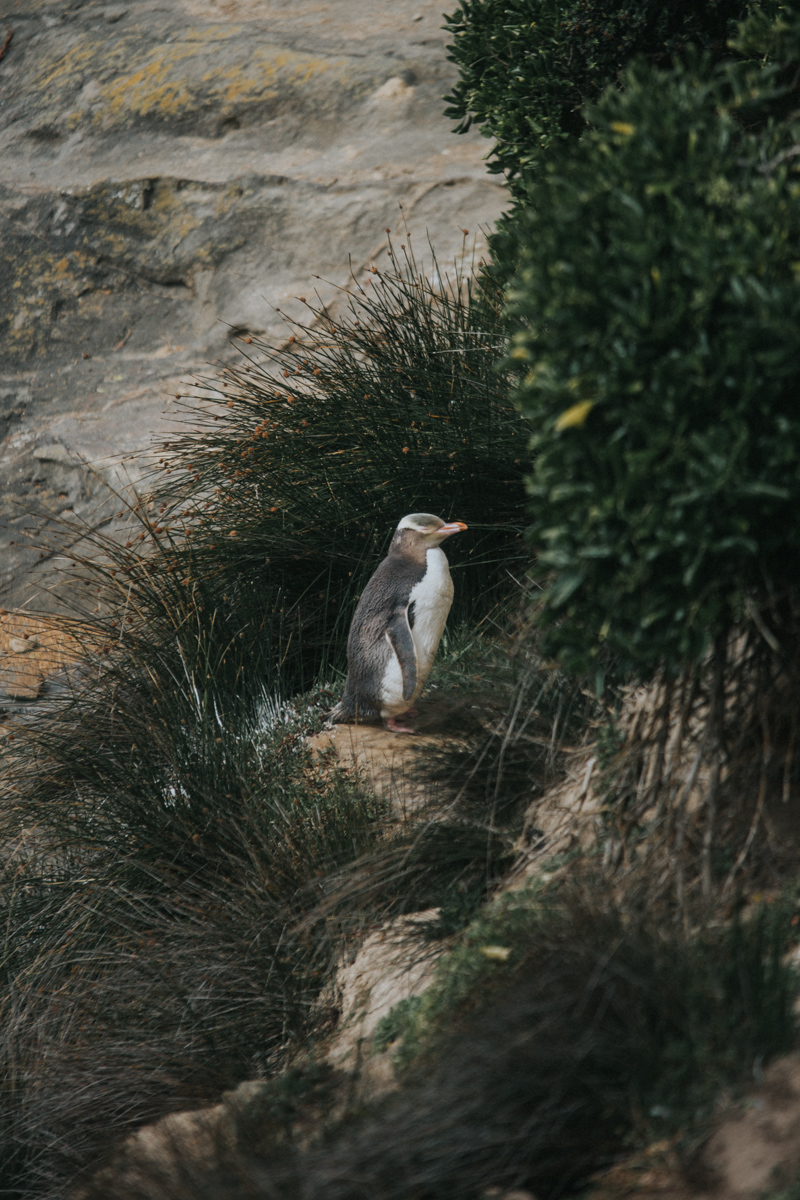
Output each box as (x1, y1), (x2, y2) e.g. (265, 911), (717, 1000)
(390, 513), (468, 561)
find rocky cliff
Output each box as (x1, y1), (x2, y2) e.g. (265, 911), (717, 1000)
(0, 0), (506, 609)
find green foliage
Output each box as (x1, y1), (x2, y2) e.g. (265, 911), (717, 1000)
(391, 884), (551, 1068)
(223, 1063), (339, 1157)
(0, 656), (384, 1196)
(63, 875), (800, 1200)
(372, 996), (424, 1055)
(311, 623), (587, 944)
(392, 879), (798, 1137)
(156, 241), (528, 693)
(443, 0), (748, 187)
(0, 240), (532, 1196)
(505, 36), (800, 675)
(595, 716), (624, 768)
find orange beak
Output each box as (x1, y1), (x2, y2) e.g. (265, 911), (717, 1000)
(438, 520), (468, 536)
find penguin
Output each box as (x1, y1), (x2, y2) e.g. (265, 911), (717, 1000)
(329, 513), (468, 732)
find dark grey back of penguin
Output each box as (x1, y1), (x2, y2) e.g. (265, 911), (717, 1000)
(330, 546), (426, 721)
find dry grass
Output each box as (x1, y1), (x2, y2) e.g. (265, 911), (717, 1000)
(589, 611), (800, 915)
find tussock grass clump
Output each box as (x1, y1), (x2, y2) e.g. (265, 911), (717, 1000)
(422, 623), (589, 822)
(0, 238), (530, 1198)
(309, 883), (796, 1200)
(75, 876), (799, 1200)
(0, 646), (385, 1198)
(592, 617), (800, 911)
(153, 239), (528, 689)
(302, 611), (590, 939)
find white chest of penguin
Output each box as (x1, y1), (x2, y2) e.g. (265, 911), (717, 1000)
(379, 548), (453, 713)
(408, 547), (454, 686)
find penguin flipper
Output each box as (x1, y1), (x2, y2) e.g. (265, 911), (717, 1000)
(386, 609), (417, 702)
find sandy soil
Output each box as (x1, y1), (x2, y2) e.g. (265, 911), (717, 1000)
(0, 608), (87, 706)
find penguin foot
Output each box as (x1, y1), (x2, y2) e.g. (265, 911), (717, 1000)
(385, 715), (417, 734)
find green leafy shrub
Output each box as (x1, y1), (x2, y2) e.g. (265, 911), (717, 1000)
(505, 40), (800, 675)
(443, 0), (748, 186)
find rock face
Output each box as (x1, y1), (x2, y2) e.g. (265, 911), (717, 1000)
(0, 0), (506, 609)
(0, 609), (86, 706)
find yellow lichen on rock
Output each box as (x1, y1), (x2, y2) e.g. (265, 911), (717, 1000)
(0, 178), (253, 359)
(0, 612), (87, 704)
(97, 41), (345, 126)
(24, 28), (351, 136)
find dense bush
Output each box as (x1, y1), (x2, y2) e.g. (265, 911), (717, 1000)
(505, 22), (800, 675)
(443, 0), (749, 186)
